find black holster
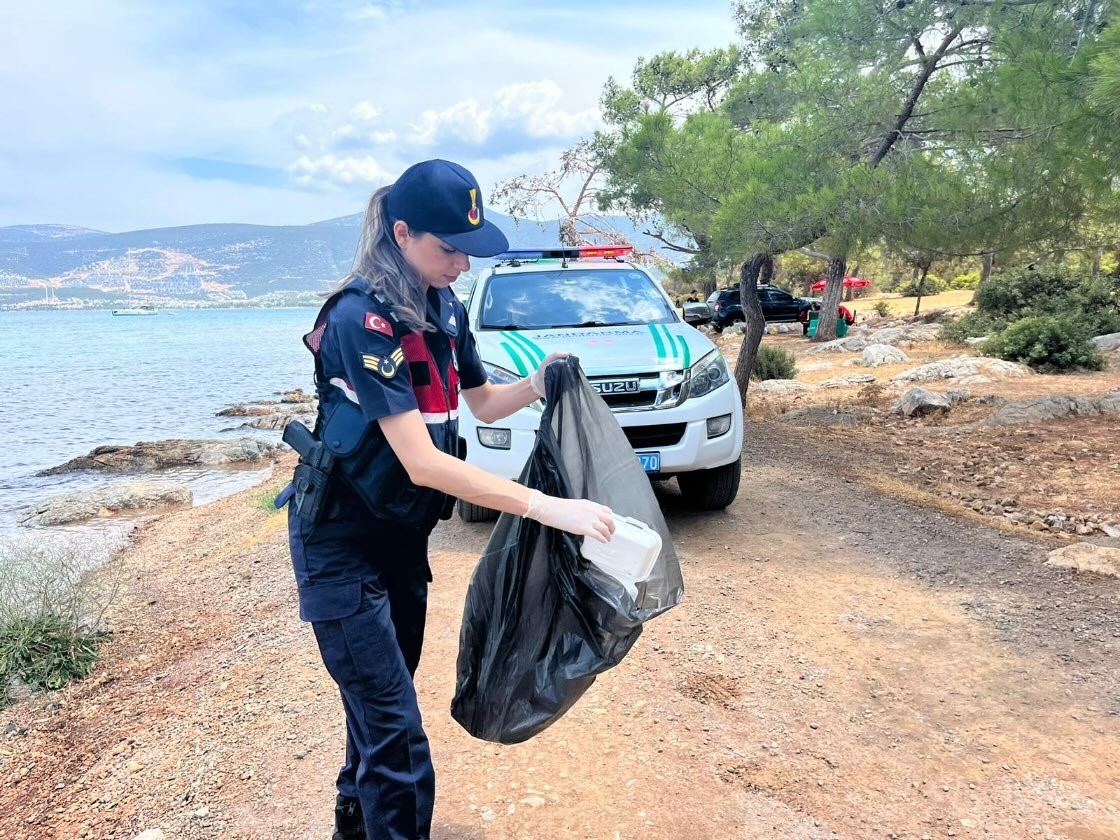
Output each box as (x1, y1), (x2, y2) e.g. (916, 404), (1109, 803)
(283, 420), (335, 525)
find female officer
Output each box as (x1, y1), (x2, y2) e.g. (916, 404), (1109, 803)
(284, 159), (615, 840)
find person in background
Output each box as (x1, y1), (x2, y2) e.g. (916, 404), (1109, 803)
(278, 159), (615, 840)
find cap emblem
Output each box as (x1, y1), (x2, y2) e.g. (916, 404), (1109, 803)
(467, 188), (481, 226)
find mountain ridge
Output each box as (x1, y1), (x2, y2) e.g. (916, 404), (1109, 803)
(0, 212), (676, 309)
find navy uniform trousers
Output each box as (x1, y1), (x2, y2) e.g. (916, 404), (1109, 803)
(289, 493), (435, 840)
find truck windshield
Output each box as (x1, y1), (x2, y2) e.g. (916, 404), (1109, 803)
(478, 269), (677, 330)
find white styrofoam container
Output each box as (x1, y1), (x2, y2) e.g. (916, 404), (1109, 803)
(580, 515), (662, 599)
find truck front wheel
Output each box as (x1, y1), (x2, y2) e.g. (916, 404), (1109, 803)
(676, 458), (742, 510)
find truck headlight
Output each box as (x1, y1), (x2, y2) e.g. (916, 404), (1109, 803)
(477, 427), (512, 449)
(687, 350), (731, 397)
(484, 362), (520, 386)
(483, 362), (542, 411)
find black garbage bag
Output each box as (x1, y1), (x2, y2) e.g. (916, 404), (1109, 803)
(450, 356), (684, 744)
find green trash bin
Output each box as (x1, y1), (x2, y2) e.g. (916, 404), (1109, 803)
(806, 310), (849, 338)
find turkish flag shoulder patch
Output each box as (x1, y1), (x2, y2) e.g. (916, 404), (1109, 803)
(364, 312), (393, 337)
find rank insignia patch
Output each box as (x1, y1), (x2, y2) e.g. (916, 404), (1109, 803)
(362, 347), (404, 379)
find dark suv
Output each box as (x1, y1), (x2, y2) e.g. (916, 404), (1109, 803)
(707, 285), (814, 330)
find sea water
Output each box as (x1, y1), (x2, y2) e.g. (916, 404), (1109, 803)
(0, 307), (318, 546)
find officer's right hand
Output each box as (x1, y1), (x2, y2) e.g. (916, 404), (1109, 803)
(525, 490), (615, 543)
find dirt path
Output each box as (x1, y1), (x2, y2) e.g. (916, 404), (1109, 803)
(3, 426), (1119, 840)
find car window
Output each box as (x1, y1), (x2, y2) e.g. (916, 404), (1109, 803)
(757, 289), (774, 301)
(771, 289), (793, 302)
(479, 269), (677, 330)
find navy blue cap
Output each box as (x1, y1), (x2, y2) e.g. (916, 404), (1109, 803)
(387, 159), (509, 258)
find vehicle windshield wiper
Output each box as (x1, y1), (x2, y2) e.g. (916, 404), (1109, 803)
(552, 320), (630, 328)
(487, 323), (536, 331)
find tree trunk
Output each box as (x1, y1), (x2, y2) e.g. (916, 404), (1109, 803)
(733, 252), (770, 408)
(981, 252), (994, 284)
(913, 264), (931, 317)
(1092, 247), (1102, 280)
(813, 255), (846, 342)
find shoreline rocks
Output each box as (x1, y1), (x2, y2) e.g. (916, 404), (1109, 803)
(20, 482), (193, 527)
(38, 438), (279, 476)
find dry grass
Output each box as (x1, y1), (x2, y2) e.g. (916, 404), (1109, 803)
(851, 289), (977, 316)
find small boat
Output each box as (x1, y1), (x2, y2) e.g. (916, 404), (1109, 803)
(112, 305), (158, 316)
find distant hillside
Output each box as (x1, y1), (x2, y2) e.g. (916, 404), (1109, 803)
(0, 212), (679, 309)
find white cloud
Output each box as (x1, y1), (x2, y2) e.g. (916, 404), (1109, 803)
(408, 81), (600, 146)
(0, 0), (736, 229)
(288, 153), (392, 188)
(409, 99), (490, 145)
(349, 100), (381, 122)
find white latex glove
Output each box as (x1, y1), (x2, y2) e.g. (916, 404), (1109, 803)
(525, 489), (615, 543)
(529, 351), (570, 399)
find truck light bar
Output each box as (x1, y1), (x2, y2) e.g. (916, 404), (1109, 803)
(494, 244), (634, 263)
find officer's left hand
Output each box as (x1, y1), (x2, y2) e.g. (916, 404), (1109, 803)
(529, 351), (569, 398)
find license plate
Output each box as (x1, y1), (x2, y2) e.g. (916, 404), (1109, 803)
(637, 452), (661, 473)
(592, 378), (640, 395)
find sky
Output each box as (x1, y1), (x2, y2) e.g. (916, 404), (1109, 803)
(0, 1), (737, 232)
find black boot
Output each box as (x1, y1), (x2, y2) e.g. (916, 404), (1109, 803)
(333, 795), (364, 840)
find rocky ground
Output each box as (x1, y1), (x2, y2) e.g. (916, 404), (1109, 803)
(3, 419), (1119, 838)
(738, 318), (1120, 545)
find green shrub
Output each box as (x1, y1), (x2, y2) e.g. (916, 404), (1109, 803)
(0, 615), (108, 697)
(253, 487), (282, 515)
(751, 344), (798, 381)
(985, 316), (1105, 373)
(940, 310), (1009, 344)
(949, 270), (981, 290)
(976, 266), (1120, 337)
(896, 273), (947, 297)
(871, 300), (893, 317)
(0, 539), (117, 707)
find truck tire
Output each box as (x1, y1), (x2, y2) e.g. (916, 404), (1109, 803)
(676, 458), (742, 510)
(458, 498), (500, 523)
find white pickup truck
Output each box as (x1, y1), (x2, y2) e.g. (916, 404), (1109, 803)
(457, 245), (743, 521)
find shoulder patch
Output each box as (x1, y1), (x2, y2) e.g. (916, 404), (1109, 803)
(362, 347), (404, 379)
(364, 312), (394, 337)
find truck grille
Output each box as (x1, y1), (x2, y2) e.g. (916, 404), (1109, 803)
(601, 391), (657, 409)
(589, 372), (683, 412)
(622, 423), (686, 448)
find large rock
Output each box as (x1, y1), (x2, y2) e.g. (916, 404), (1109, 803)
(907, 323), (943, 342)
(864, 327), (906, 345)
(279, 389), (316, 404)
(818, 374), (877, 389)
(809, 337), (868, 353)
(20, 482), (193, 527)
(39, 438), (279, 476)
(216, 404), (277, 418)
(752, 379), (817, 395)
(891, 387), (952, 418)
(243, 410), (316, 431)
(1092, 332), (1120, 352)
(891, 355), (1031, 384)
(864, 324), (942, 345)
(862, 344), (910, 367)
(985, 393), (1120, 427)
(1045, 543), (1120, 578)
